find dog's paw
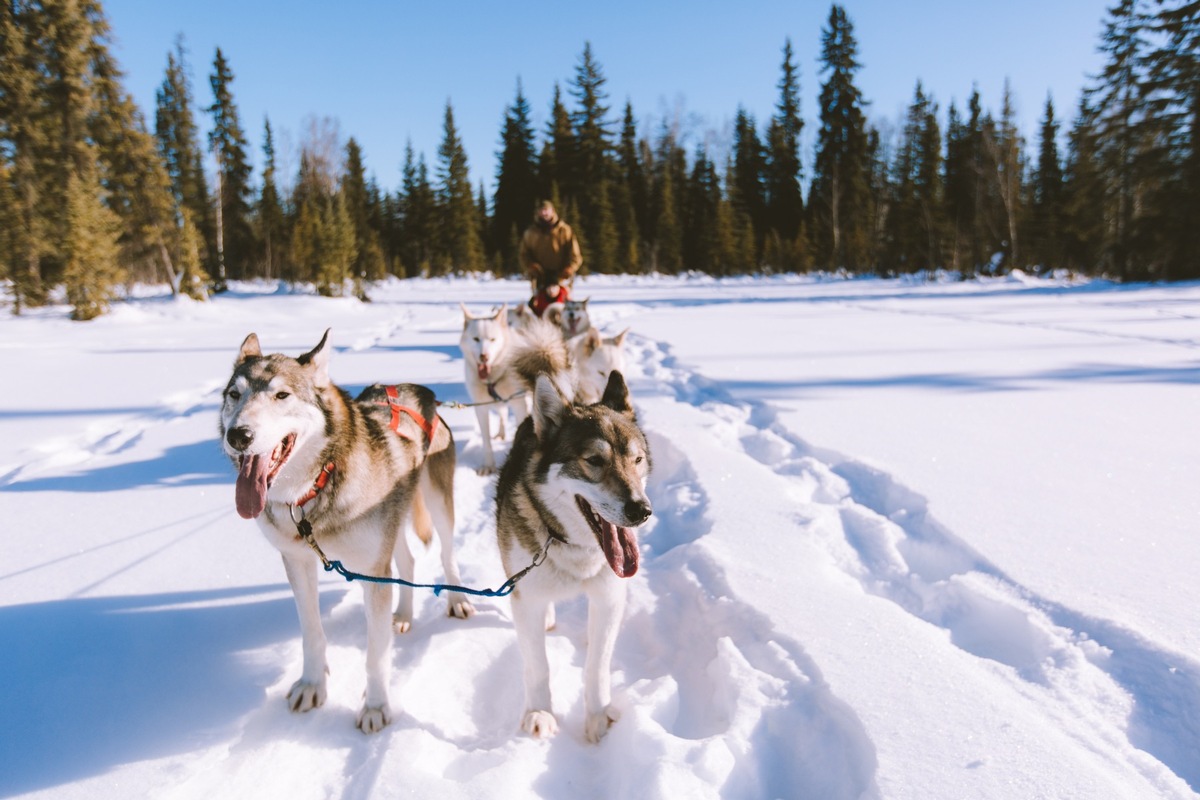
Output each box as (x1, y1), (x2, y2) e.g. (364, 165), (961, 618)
(286, 678), (327, 713)
(521, 709), (559, 740)
(446, 594), (476, 620)
(584, 705), (621, 744)
(393, 613), (412, 634)
(356, 702), (392, 734)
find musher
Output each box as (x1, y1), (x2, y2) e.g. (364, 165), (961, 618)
(519, 200), (582, 316)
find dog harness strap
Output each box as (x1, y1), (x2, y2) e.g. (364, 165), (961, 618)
(486, 382), (502, 402)
(295, 461), (337, 508)
(383, 385), (439, 443)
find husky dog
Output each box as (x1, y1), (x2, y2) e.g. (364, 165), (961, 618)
(219, 330), (474, 734)
(496, 368), (653, 743)
(545, 297), (591, 338)
(569, 327), (630, 405)
(459, 304), (570, 474)
(506, 302), (534, 332)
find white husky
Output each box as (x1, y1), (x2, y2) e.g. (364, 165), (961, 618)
(569, 327), (630, 405)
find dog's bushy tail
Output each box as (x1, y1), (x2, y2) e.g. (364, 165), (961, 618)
(511, 316), (574, 401)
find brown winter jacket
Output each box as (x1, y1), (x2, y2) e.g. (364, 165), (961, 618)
(519, 210), (582, 289)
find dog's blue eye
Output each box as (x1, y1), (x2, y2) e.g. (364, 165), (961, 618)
(275, 391), (290, 400)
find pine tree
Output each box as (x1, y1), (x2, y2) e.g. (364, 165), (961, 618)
(539, 84), (574, 204)
(492, 80), (538, 275)
(1144, 0), (1200, 278)
(399, 142), (437, 276)
(0, 0), (51, 310)
(731, 107), (768, 265)
(984, 81), (1024, 269)
(1030, 96), (1066, 271)
(258, 119), (286, 279)
(1087, 0), (1147, 278)
(811, 5), (871, 271)
(62, 163), (124, 320)
(612, 100), (643, 273)
(208, 47), (255, 281)
(1063, 98), (1107, 274)
(649, 125), (684, 273)
(885, 81), (943, 273)
(436, 102), (485, 274)
(343, 138), (385, 283)
(568, 42), (619, 271)
(155, 37), (214, 280)
(765, 38), (805, 263)
(683, 146), (722, 273)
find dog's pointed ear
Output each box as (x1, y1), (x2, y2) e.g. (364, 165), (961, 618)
(298, 329), (332, 388)
(237, 333), (262, 365)
(612, 328), (629, 347)
(532, 373), (568, 440)
(582, 297), (590, 308)
(583, 327), (602, 356)
(545, 305), (563, 326)
(600, 370), (633, 417)
(460, 302), (475, 326)
(495, 303), (508, 326)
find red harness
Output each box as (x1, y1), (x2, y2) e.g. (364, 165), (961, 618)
(379, 384), (439, 443)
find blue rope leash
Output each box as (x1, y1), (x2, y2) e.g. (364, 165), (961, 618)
(293, 515), (551, 598)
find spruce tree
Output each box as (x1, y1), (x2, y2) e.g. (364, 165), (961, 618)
(208, 47), (255, 281)
(436, 102), (485, 274)
(155, 38), (214, 280)
(62, 163), (124, 321)
(399, 142), (437, 277)
(0, 0), (50, 310)
(885, 82), (943, 273)
(765, 38), (805, 264)
(569, 42), (619, 271)
(985, 81), (1024, 269)
(492, 80), (538, 275)
(343, 138), (385, 283)
(616, 100), (648, 271)
(1063, 98), (1107, 273)
(539, 84), (575, 205)
(258, 119), (286, 279)
(811, 5), (871, 271)
(1030, 96), (1066, 271)
(732, 107), (768, 265)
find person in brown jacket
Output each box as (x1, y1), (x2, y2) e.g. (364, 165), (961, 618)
(519, 200), (582, 316)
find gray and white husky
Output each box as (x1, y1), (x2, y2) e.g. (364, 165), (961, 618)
(545, 297), (591, 338)
(495, 363), (653, 743)
(219, 330), (474, 734)
(459, 304), (570, 474)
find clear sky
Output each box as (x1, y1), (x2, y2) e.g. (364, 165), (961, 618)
(101, 0), (1112, 197)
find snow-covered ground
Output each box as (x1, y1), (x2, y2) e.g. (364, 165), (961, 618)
(2, 272), (1197, 799)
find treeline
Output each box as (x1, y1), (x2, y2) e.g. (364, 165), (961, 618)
(1, 1), (1197, 319)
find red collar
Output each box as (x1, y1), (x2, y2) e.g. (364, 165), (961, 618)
(294, 461), (336, 508)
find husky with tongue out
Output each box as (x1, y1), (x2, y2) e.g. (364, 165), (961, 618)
(219, 329), (474, 734)
(495, 368), (653, 744)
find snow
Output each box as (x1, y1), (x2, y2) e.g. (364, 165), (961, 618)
(1, 272), (1198, 799)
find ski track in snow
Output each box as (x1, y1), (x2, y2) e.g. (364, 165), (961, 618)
(4, 299), (1197, 798)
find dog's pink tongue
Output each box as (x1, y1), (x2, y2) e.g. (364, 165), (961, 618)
(235, 454), (269, 519)
(599, 520), (639, 578)
(477, 361), (490, 380)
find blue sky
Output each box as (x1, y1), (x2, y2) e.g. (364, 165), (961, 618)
(102, 1), (1111, 196)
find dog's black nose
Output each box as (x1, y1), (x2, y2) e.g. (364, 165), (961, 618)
(226, 426), (253, 451)
(624, 499), (653, 525)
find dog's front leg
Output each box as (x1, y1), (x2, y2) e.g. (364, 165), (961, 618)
(281, 553), (328, 713)
(583, 578), (627, 743)
(473, 405), (496, 474)
(357, 581), (394, 733)
(511, 590), (557, 739)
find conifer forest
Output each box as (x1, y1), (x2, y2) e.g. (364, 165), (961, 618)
(1, 1), (1197, 319)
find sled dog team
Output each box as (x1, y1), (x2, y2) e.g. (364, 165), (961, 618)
(219, 297), (650, 742)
